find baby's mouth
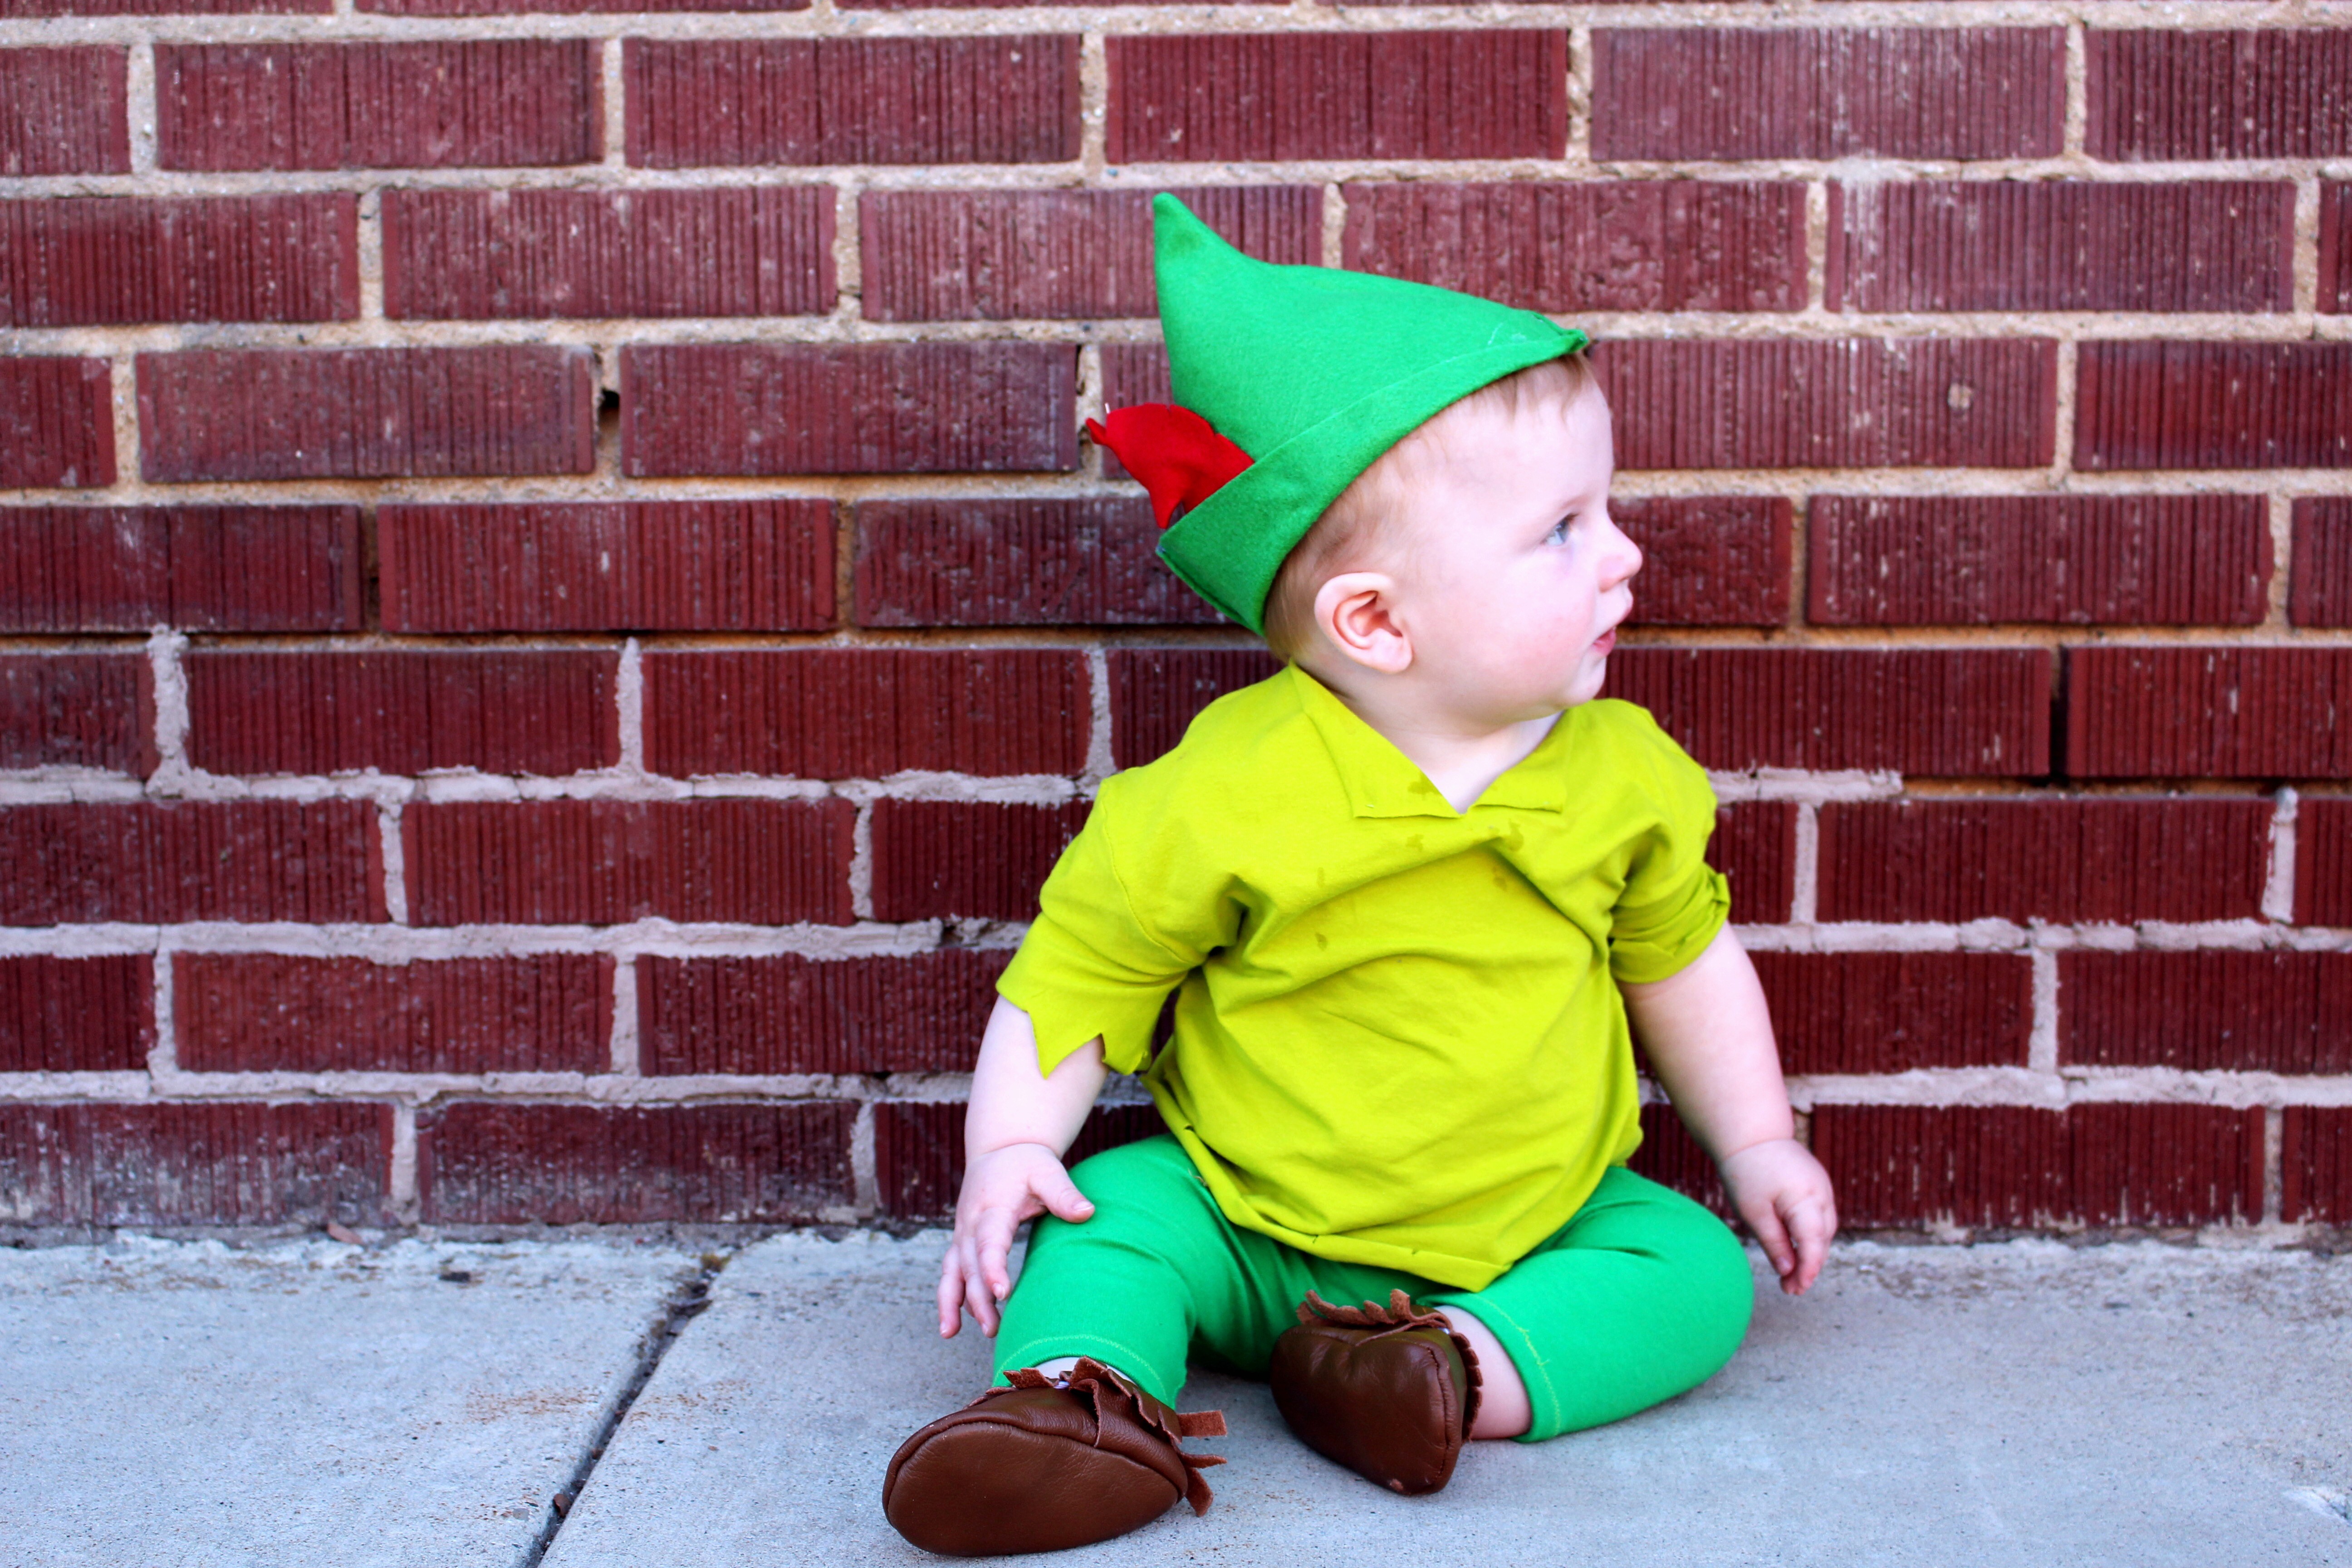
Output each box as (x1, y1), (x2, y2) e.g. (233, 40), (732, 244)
(1592, 628), (1617, 656)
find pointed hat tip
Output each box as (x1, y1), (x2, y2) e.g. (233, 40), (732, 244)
(1152, 191), (1245, 265)
(1150, 190), (1200, 228)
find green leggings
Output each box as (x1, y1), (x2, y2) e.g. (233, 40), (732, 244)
(996, 1135), (1754, 1443)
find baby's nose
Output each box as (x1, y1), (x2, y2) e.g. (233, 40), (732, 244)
(1604, 522), (1643, 584)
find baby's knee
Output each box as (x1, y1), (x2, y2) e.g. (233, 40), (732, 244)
(1595, 1179), (1758, 1361)
(1662, 1208), (1757, 1363)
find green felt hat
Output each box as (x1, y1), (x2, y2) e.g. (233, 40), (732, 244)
(1140, 192), (1588, 633)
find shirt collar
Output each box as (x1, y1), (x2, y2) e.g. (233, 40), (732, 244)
(1285, 664), (1572, 819)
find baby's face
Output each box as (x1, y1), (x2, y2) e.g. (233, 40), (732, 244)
(1386, 379), (1640, 725)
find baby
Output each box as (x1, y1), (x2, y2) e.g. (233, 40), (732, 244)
(881, 195), (1838, 1557)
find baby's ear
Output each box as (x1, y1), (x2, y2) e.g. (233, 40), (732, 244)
(1314, 572), (1412, 676)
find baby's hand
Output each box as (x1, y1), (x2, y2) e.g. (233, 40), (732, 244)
(936, 1142), (1096, 1339)
(1717, 1137), (1838, 1296)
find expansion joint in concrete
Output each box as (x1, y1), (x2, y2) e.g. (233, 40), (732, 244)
(521, 1248), (733, 1568)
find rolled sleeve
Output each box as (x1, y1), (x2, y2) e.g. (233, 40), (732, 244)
(1608, 859), (1730, 984)
(1606, 725), (1730, 985)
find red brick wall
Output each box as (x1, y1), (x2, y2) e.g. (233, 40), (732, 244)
(0, 4), (2347, 1236)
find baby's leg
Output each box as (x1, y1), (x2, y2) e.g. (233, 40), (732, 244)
(1425, 1165), (1754, 1442)
(884, 1134), (1254, 1555)
(1434, 1306), (1532, 1438)
(993, 1132), (1274, 1404)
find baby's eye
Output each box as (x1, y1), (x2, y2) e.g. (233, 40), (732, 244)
(1546, 517), (1573, 544)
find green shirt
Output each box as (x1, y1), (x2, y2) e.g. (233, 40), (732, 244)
(999, 663), (1728, 1291)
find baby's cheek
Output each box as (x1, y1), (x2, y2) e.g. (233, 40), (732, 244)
(1539, 593), (1600, 646)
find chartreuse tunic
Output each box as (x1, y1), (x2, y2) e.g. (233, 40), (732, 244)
(992, 665), (1757, 1440)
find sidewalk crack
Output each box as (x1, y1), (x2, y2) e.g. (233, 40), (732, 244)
(521, 1249), (733, 1568)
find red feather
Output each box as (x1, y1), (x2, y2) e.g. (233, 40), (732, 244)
(1083, 404), (1254, 529)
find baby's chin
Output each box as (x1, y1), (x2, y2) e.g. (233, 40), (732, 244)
(1506, 666), (1611, 719)
(1560, 655), (1615, 709)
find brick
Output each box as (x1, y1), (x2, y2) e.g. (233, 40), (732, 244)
(402, 799), (852, 926)
(1616, 498), (1790, 627)
(869, 800), (1090, 922)
(418, 1101), (853, 1224)
(1604, 648), (2052, 776)
(2068, 1103), (2266, 1228)
(2323, 185), (2350, 315)
(1828, 181), (2293, 314)
(0, 1102), (388, 1226)
(1626, 1104), (1729, 1218)
(640, 948), (1008, 1075)
(0, 196), (357, 327)
(1754, 951), (2030, 1074)
(644, 650), (1087, 779)
(156, 41), (598, 171)
(1713, 802), (1795, 925)
(845, 0), (1218, 15)
(2295, 499), (2352, 627)
(2088, 31), (2352, 161)
(379, 500), (833, 634)
(1593, 29), (2063, 161)
(1816, 798), (2272, 925)
(0, 654), (152, 774)
(383, 187), (832, 320)
(137, 347), (594, 482)
(175, 954), (610, 1073)
(1809, 495), (2270, 627)
(875, 1100), (1159, 1219)
(861, 186), (1319, 323)
(2282, 1107), (2352, 1225)
(2067, 648), (2352, 779)
(5, 0), (322, 14)
(367, 0), (797, 13)
(1343, 181), (1806, 314)
(0, 801), (383, 925)
(0, 49), (128, 176)
(1100, 343), (1171, 412)
(1598, 339), (2056, 471)
(185, 651), (618, 777)
(853, 496), (1220, 629)
(0, 955), (151, 1073)
(2296, 798), (2352, 927)
(1108, 648), (1282, 769)
(1811, 1103), (2261, 1229)
(2077, 343), (2352, 471)
(2060, 951), (2352, 1075)
(0, 505), (360, 633)
(1107, 32), (1568, 163)
(625, 38), (1077, 168)
(0, 357), (114, 490)
(623, 343), (1073, 477)
(872, 1101), (961, 1221)
(1806, 1105), (2145, 1241)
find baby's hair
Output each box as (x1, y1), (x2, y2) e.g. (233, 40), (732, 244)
(1259, 353), (1597, 662)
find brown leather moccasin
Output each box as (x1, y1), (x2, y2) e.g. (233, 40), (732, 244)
(882, 1358), (1227, 1557)
(1267, 1288), (1484, 1496)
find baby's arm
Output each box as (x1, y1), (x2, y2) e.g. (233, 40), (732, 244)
(935, 995), (1109, 1338)
(1620, 925), (1838, 1295)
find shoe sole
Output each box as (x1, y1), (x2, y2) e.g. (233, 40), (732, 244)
(885, 1414), (1184, 1556)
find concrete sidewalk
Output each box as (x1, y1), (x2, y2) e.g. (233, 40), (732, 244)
(0, 1235), (702, 1568)
(3, 1233), (2348, 1568)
